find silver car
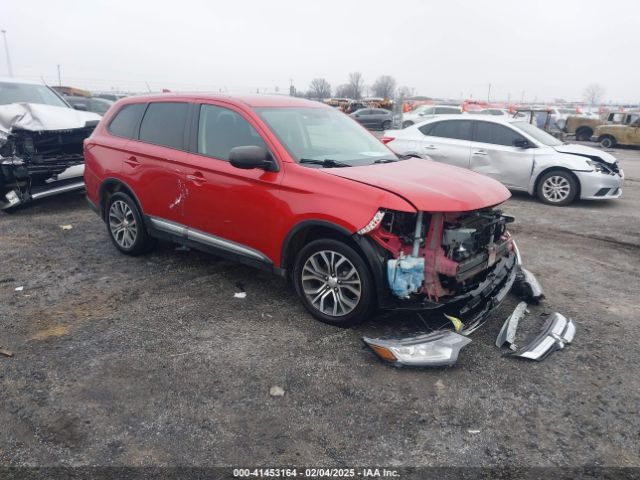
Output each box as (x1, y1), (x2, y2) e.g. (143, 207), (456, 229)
(385, 116), (624, 206)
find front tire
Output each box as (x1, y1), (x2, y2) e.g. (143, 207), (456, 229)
(536, 170), (578, 206)
(106, 192), (155, 255)
(293, 239), (375, 327)
(599, 136), (616, 149)
(381, 120), (392, 130)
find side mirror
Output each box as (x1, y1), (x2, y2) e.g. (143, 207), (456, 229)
(514, 139), (531, 149)
(229, 146), (277, 171)
(73, 104), (88, 111)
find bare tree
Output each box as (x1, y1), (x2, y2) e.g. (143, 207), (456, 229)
(348, 72), (364, 100)
(372, 75), (397, 99)
(335, 83), (354, 98)
(398, 85), (415, 99)
(308, 78), (332, 99)
(584, 83), (605, 106)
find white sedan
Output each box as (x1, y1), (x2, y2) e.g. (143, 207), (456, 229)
(383, 115), (624, 206)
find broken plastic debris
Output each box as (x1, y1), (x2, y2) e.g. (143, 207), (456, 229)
(233, 292), (247, 299)
(508, 312), (575, 361)
(513, 267), (544, 302)
(495, 301), (527, 349)
(0, 347), (14, 358)
(59, 224), (73, 231)
(444, 314), (463, 333)
(467, 429), (481, 434)
(269, 385), (285, 397)
(14, 286), (24, 292)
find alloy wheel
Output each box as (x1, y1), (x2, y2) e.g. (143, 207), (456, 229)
(542, 175), (571, 203)
(301, 250), (362, 316)
(108, 200), (138, 249)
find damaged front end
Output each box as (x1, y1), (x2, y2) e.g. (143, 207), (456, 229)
(0, 104), (99, 210)
(362, 207), (519, 334)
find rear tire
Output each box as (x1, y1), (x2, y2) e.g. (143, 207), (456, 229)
(536, 170), (578, 206)
(106, 192), (155, 255)
(381, 120), (392, 130)
(599, 136), (616, 149)
(575, 127), (592, 141)
(293, 239), (375, 327)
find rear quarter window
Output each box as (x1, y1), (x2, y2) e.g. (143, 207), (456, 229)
(107, 103), (146, 139)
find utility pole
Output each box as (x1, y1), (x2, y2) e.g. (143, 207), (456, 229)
(487, 83), (491, 102)
(57, 64), (61, 86)
(1, 30), (14, 77)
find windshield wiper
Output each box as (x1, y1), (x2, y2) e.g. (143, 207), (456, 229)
(299, 158), (351, 168)
(373, 158), (400, 164)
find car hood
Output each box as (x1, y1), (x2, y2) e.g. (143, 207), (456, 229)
(553, 143), (617, 164)
(321, 158), (511, 212)
(0, 102), (101, 137)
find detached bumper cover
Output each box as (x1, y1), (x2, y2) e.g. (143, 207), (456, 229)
(508, 312), (575, 361)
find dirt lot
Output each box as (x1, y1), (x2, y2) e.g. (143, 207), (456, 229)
(1, 144), (639, 470)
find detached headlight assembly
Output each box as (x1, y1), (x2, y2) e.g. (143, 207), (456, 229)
(363, 330), (471, 367)
(587, 160), (607, 173)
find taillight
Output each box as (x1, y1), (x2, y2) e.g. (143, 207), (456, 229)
(380, 136), (395, 145)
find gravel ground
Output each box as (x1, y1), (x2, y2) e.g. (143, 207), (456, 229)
(1, 144), (639, 470)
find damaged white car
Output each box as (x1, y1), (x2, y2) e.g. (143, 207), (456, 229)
(383, 116), (624, 206)
(0, 78), (101, 210)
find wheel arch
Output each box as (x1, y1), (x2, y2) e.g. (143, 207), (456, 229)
(98, 178), (144, 221)
(280, 219), (388, 306)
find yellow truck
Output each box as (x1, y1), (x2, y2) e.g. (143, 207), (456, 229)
(565, 111), (638, 141)
(592, 114), (640, 148)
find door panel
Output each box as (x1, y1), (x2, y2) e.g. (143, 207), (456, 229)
(420, 136), (471, 168)
(469, 142), (534, 189)
(182, 103), (285, 262)
(123, 140), (187, 223)
(469, 121), (534, 189)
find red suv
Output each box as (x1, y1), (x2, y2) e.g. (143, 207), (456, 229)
(84, 94), (518, 328)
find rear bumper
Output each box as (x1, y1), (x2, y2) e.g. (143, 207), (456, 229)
(574, 170), (624, 200)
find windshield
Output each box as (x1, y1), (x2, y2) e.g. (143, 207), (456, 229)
(256, 107), (397, 166)
(511, 121), (563, 146)
(0, 81), (69, 107)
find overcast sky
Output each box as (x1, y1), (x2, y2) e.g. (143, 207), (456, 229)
(1, 0), (638, 103)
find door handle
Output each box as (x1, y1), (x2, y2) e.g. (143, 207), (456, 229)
(124, 155), (140, 167)
(186, 172), (206, 184)
(473, 150), (489, 156)
(424, 145), (437, 150)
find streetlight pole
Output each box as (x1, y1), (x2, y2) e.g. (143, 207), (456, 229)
(57, 64), (61, 86)
(1, 29), (14, 77)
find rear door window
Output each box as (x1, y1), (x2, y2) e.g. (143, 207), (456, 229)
(474, 121), (526, 146)
(107, 103), (146, 139)
(423, 120), (472, 140)
(197, 104), (267, 161)
(138, 102), (190, 150)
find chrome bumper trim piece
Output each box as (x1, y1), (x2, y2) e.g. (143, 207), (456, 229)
(508, 312), (575, 361)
